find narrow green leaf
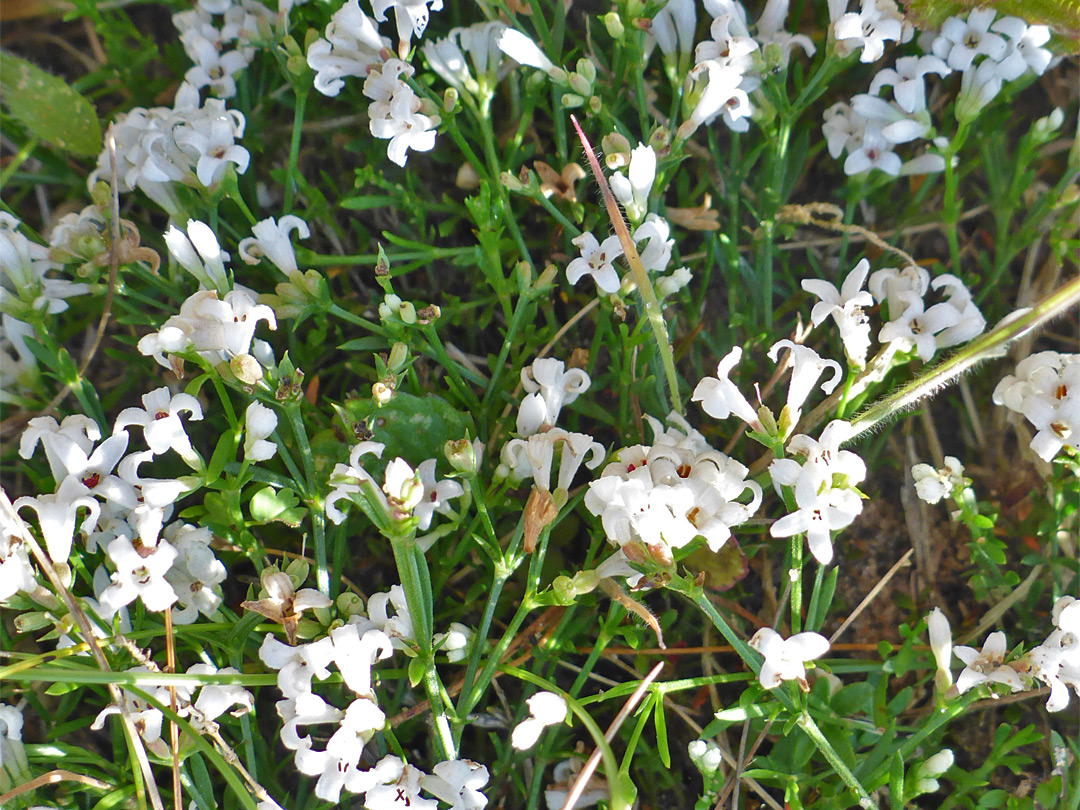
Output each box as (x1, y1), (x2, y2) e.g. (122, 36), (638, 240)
(653, 692), (671, 769)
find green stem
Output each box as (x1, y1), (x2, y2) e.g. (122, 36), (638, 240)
(283, 86), (309, 214)
(849, 274), (1080, 440)
(797, 712), (879, 810)
(941, 125), (969, 273)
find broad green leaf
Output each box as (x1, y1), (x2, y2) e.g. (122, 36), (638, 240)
(0, 51), (101, 156)
(249, 486), (308, 527)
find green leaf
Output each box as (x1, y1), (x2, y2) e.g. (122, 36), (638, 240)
(342, 392), (475, 468)
(205, 429), (238, 486)
(0, 51), (101, 156)
(889, 752), (906, 810)
(903, 0), (1080, 38)
(249, 486), (308, 527)
(653, 693), (671, 769)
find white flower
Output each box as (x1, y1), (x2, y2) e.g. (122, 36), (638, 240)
(801, 259), (873, 367)
(165, 521), (226, 624)
(364, 758), (437, 810)
(954, 631), (1024, 695)
(259, 633), (337, 698)
(113, 386), (203, 460)
(118, 451), (189, 509)
(324, 440), (385, 524)
(420, 759), (490, 810)
(755, 0), (816, 69)
(517, 358), (591, 436)
(991, 17), (1052, 79)
(499, 429), (605, 493)
(691, 347), (762, 430)
(833, 0), (903, 63)
(186, 663), (254, 724)
(497, 28), (560, 78)
(371, 0), (443, 58)
(843, 127), (902, 176)
(137, 288), (277, 370)
(100, 536), (179, 613)
(931, 274), (985, 350)
(414, 458), (464, 530)
(609, 143), (656, 225)
(767, 340), (843, 423)
(822, 101), (866, 159)
(306, 0), (391, 97)
(868, 264), (929, 315)
(566, 232), (623, 294)
(768, 459), (862, 565)
(932, 8), (1007, 72)
(926, 607), (953, 689)
(683, 59), (754, 136)
(13, 476), (101, 563)
(244, 402), (278, 462)
(370, 85), (437, 167)
(749, 627), (829, 690)
(868, 54), (950, 114)
(878, 296), (962, 363)
(688, 739), (723, 773)
(955, 58), (1003, 124)
(911, 455), (964, 505)
(633, 214), (674, 275)
(433, 621), (473, 662)
(238, 216), (309, 277)
(511, 691), (567, 749)
(423, 21), (509, 100)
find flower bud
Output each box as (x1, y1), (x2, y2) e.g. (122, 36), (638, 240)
(231, 353), (264, 385)
(372, 381), (393, 405)
(568, 71), (592, 96)
(603, 11), (625, 38)
(387, 341), (409, 372)
(602, 132), (632, 169)
(500, 170), (525, 191)
(443, 87), (459, 112)
(336, 592), (365, 617)
(445, 437), (480, 476)
(575, 58), (596, 84)
(561, 93), (585, 109)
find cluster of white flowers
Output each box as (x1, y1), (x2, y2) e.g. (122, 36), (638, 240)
(90, 96), (249, 212)
(173, 0), (272, 101)
(992, 351), (1079, 462)
(259, 593), (488, 806)
(0, 213), (90, 394)
(137, 220), (279, 375)
(363, 58), (438, 167)
(927, 601), (1080, 712)
(422, 21), (509, 106)
(306, 0), (449, 166)
(498, 358), (605, 495)
(767, 420), (866, 565)
(911, 455), (966, 504)
(3, 384), (279, 627)
(565, 141), (690, 300)
(325, 440), (463, 532)
(825, 4), (1053, 176)
(92, 663), (253, 757)
(584, 413), (761, 567)
(804, 259), (985, 366)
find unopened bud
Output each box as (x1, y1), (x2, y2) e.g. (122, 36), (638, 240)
(443, 87), (459, 112)
(336, 592), (365, 617)
(388, 341), (408, 372)
(575, 57), (596, 84)
(523, 486), (558, 553)
(602, 11), (625, 38)
(500, 170), (525, 191)
(445, 436), (479, 476)
(231, 353), (263, 385)
(372, 380), (393, 405)
(568, 71), (592, 96)
(588, 95), (602, 114)
(561, 93), (585, 109)
(602, 133), (631, 169)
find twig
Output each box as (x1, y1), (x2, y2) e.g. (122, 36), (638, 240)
(829, 549), (914, 645)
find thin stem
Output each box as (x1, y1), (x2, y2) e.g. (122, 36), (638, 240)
(797, 712), (879, 810)
(283, 86), (309, 214)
